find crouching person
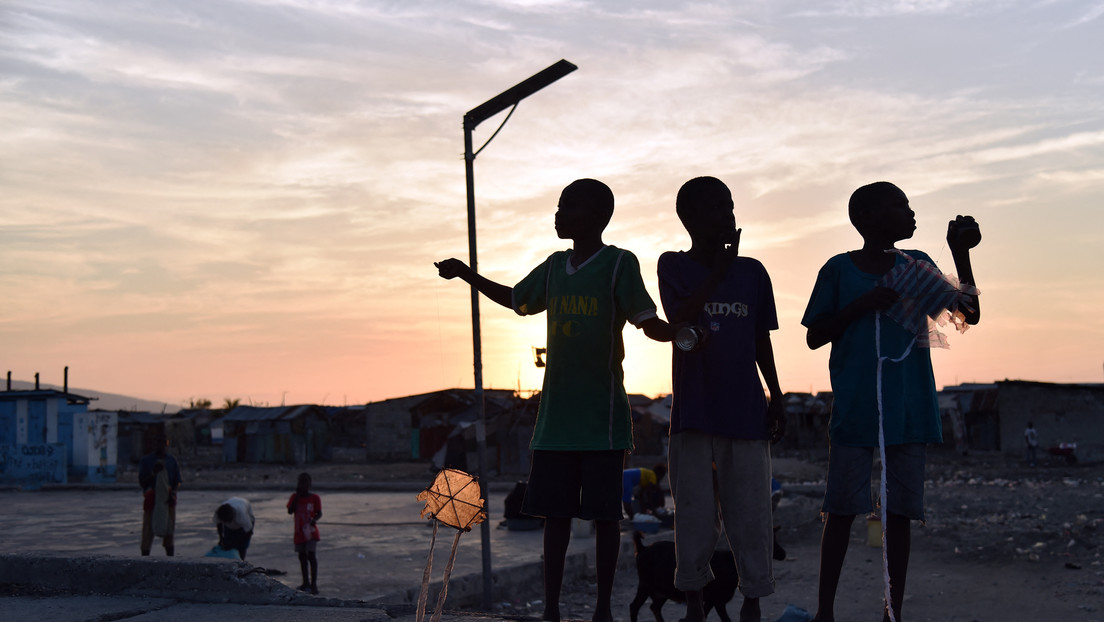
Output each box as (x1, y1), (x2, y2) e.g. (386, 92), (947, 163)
(215, 497), (255, 560)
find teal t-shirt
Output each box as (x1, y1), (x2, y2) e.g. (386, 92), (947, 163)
(801, 250), (942, 447)
(512, 246), (657, 451)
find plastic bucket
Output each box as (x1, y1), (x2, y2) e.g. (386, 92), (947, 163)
(866, 515), (882, 547)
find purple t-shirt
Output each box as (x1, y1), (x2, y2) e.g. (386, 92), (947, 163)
(658, 252), (778, 440)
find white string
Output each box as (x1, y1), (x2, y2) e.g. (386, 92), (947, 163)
(875, 311), (914, 622)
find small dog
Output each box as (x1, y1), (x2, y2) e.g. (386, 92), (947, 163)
(629, 531), (738, 622)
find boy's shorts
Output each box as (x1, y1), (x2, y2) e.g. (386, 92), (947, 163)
(295, 540), (318, 554)
(522, 449), (625, 521)
(822, 442), (926, 521)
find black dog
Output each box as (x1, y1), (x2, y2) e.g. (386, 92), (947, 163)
(629, 531), (739, 622)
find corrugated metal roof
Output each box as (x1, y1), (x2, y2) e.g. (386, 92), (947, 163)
(0, 389), (91, 404)
(116, 411), (169, 424)
(223, 404), (319, 422)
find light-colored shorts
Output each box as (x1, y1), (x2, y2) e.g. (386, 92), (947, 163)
(669, 430), (775, 599)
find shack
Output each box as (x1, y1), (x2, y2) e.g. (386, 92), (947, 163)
(172, 408), (224, 448)
(363, 388), (532, 474)
(0, 385), (112, 486)
(116, 411), (170, 466)
(221, 404), (329, 464)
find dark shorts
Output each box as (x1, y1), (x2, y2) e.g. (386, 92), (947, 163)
(822, 442), (926, 521)
(295, 540), (318, 554)
(522, 450), (626, 521)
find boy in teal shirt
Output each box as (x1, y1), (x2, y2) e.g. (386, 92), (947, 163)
(436, 178), (676, 622)
(802, 181), (980, 622)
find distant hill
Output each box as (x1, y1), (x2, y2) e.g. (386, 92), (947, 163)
(5, 380), (180, 414)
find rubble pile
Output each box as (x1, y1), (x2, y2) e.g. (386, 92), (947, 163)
(925, 465), (1103, 569)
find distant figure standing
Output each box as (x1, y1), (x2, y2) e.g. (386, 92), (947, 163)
(215, 497), (256, 560)
(139, 434), (181, 556)
(288, 472), (322, 594)
(1024, 421), (1039, 467)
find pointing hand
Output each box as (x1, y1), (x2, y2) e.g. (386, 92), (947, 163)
(435, 259), (470, 280)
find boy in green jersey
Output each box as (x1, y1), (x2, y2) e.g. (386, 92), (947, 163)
(436, 178), (676, 622)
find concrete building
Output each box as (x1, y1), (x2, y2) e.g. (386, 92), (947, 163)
(0, 381), (115, 486)
(942, 380), (1104, 460)
(995, 380), (1104, 462)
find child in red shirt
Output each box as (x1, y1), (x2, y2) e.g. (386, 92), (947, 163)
(287, 472), (322, 594)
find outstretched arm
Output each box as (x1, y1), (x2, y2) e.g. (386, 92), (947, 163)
(947, 215), (981, 325)
(435, 258), (513, 310)
(756, 332), (786, 442)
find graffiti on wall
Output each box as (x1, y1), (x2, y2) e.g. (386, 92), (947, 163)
(0, 443), (67, 488)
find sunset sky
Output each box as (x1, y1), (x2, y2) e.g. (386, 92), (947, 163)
(3, 1), (1102, 410)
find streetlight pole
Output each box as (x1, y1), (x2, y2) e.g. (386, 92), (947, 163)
(462, 59), (577, 610)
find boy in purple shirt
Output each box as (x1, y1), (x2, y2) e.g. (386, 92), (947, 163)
(658, 176), (785, 622)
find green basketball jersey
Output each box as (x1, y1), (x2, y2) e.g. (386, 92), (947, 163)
(513, 246), (657, 450)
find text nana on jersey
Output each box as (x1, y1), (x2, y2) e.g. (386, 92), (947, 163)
(549, 295), (599, 316)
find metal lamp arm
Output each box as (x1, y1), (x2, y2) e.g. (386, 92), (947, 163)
(471, 103), (518, 159)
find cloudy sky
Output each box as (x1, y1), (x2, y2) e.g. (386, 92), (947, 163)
(3, 0), (1102, 409)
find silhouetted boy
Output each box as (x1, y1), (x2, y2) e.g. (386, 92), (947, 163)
(436, 178), (676, 622)
(657, 176), (785, 622)
(801, 181), (980, 622)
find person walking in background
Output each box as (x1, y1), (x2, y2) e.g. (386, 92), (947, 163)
(1024, 421), (1038, 467)
(139, 434), (181, 556)
(215, 496), (255, 560)
(288, 472), (322, 594)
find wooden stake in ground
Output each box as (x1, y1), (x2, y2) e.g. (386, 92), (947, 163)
(415, 468), (488, 622)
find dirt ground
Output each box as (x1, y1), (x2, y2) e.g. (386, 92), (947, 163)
(561, 450), (1103, 622)
(113, 447), (1104, 622)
